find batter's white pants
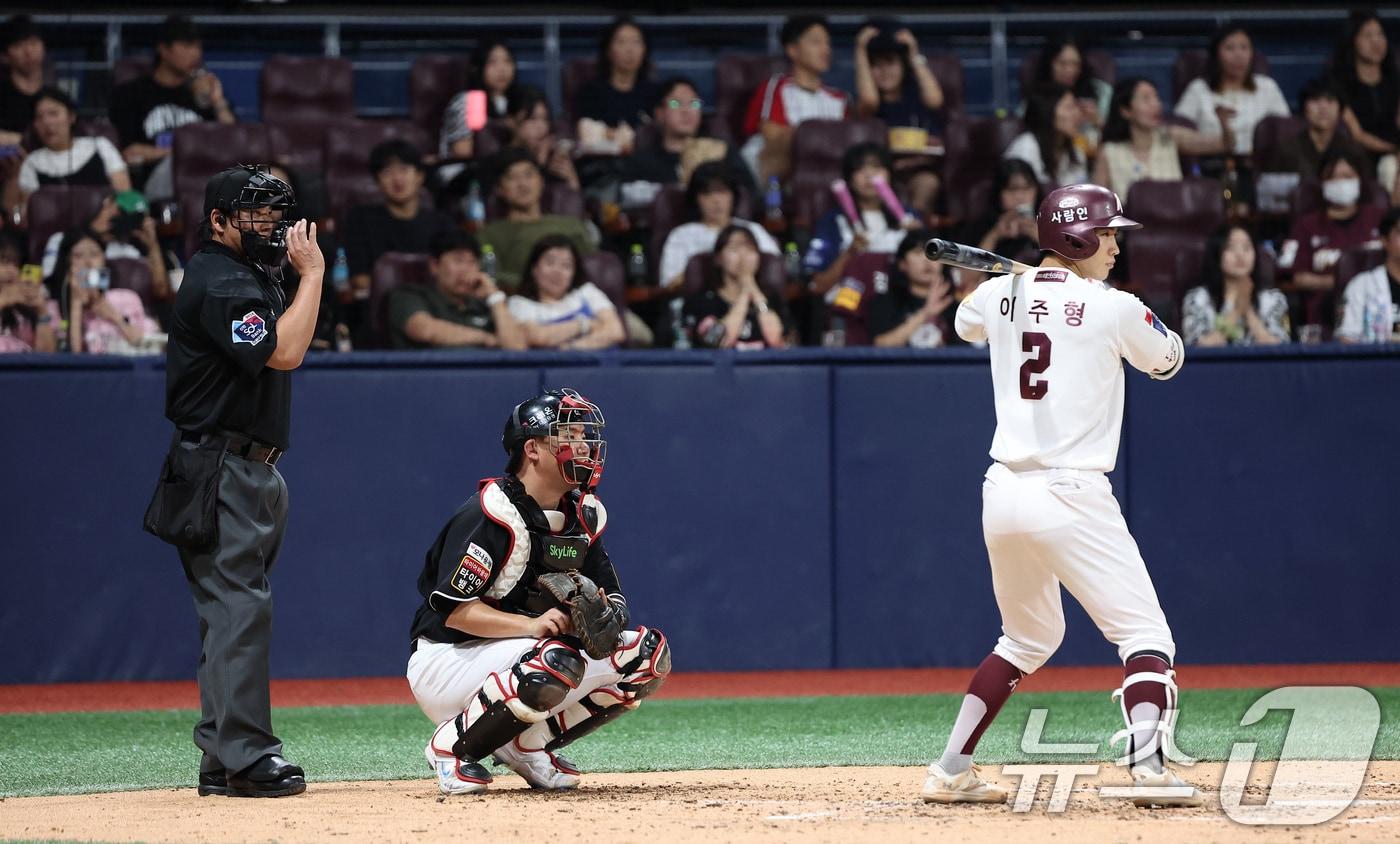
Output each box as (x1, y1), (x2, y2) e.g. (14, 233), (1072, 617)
(981, 462), (1176, 674)
(406, 630), (645, 724)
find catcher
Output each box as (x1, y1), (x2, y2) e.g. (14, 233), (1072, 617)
(405, 388), (671, 795)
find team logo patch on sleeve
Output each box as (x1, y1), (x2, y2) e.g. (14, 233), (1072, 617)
(231, 311), (268, 345)
(1144, 308), (1167, 337)
(451, 543), (494, 594)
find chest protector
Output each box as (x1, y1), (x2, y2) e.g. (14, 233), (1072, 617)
(478, 477), (609, 601)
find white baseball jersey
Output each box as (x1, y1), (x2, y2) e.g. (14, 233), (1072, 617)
(955, 266), (1184, 472)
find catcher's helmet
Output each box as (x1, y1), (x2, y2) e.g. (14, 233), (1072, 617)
(502, 388), (606, 489)
(204, 164), (297, 272)
(1036, 183), (1140, 261)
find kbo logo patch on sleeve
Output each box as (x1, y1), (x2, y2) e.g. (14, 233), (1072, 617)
(231, 311), (268, 346)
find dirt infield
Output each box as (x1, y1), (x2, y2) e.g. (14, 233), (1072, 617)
(2, 761), (1396, 844)
(5, 662), (1400, 713)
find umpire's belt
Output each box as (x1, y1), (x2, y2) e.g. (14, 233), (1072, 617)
(180, 430), (283, 466)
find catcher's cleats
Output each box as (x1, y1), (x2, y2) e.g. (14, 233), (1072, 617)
(493, 738), (581, 791)
(921, 762), (1008, 804)
(427, 720), (492, 795)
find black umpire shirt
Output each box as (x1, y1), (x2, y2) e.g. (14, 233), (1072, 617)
(410, 477), (623, 645)
(166, 241), (291, 449)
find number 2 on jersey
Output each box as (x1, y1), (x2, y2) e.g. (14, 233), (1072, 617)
(1019, 332), (1052, 400)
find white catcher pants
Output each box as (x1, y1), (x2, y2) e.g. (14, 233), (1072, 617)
(981, 462), (1175, 674)
(406, 629), (645, 725)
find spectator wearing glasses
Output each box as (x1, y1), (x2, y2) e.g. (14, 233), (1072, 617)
(623, 77), (755, 197)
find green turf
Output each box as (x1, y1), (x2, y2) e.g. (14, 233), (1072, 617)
(1, 686), (1396, 798)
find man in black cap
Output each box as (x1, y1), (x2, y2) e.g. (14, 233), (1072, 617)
(109, 15), (234, 199)
(0, 15), (44, 144)
(151, 164), (322, 798)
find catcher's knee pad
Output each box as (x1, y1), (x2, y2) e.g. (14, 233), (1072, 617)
(611, 626), (671, 703)
(451, 639), (584, 762)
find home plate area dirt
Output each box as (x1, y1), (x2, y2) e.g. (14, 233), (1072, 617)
(2, 761), (1397, 843)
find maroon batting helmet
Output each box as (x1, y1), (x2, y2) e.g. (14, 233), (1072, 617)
(1036, 184), (1141, 261)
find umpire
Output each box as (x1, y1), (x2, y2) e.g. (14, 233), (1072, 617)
(145, 165), (323, 798)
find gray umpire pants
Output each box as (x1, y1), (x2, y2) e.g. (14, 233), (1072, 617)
(178, 448), (289, 776)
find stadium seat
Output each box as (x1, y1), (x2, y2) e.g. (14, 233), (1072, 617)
(1124, 177), (1225, 231)
(26, 185), (110, 262)
(1251, 114), (1307, 173)
(712, 54), (787, 145)
(108, 257), (154, 309)
(1171, 47), (1270, 104)
(581, 251), (628, 324)
(680, 251), (786, 300)
(922, 52), (966, 115)
(1128, 232), (1204, 325)
(172, 122), (275, 200)
(560, 57), (598, 126)
(370, 251), (433, 347)
(267, 120), (330, 178)
(942, 114), (1023, 226)
(471, 120), (513, 162)
(1016, 48), (1118, 92)
(260, 56), (355, 121)
(81, 117), (121, 149)
(111, 57), (151, 87)
(323, 119), (433, 221)
(409, 54), (473, 138)
(646, 184), (687, 283)
(786, 118), (888, 230)
(1333, 244), (1386, 293)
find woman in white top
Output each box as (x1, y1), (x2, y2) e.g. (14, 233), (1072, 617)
(1093, 78), (1232, 199)
(18, 87), (129, 201)
(658, 160), (778, 290)
(1181, 224), (1289, 346)
(1173, 26), (1289, 156)
(507, 234), (625, 350)
(1003, 85), (1088, 188)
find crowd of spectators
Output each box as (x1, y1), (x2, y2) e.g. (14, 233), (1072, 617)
(3, 10), (1400, 356)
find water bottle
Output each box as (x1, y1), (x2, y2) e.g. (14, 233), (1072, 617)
(481, 243), (497, 278)
(669, 297), (690, 349)
(334, 322), (353, 353)
(1373, 300), (1392, 344)
(331, 246), (349, 295)
(465, 181), (485, 233)
(763, 176), (786, 235)
(1362, 302), (1376, 344)
(822, 315), (847, 348)
(784, 241), (802, 280)
(627, 243), (647, 287)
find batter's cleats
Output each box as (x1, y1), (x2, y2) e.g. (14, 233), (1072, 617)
(426, 720), (491, 795)
(492, 739), (581, 791)
(921, 762), (1008, 804)
(1127, 764), (1203, 808)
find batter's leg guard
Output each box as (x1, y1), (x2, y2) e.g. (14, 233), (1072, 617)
(447, 639), (587, 763)
(1110, 650), (1195, 769)
(518, 627), (672, 756)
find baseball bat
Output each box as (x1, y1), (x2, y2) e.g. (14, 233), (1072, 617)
(923, 238), (1034, 275)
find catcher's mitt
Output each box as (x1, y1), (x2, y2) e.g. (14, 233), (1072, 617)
(536, 571), (627, 659)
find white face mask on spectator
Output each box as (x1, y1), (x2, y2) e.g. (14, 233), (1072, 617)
(1323, 177), (1360, 206)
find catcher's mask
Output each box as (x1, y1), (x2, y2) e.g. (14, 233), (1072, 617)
(502, 388), (607, 490)
(206, 165), (297, 273)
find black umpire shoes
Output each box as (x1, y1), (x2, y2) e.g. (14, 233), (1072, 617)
(197, 770), (229, 797)
(226, 754), (307, 798)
